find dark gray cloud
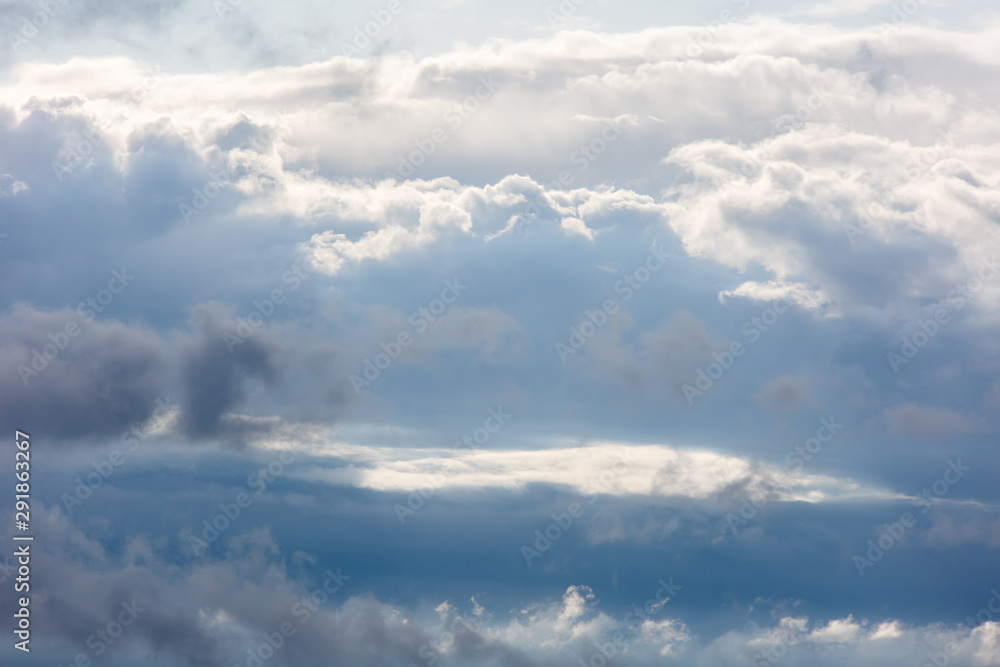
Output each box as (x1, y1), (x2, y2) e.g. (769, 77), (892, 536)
(755, 374), (811, 411)
(0, 304), (167, 439)
(178, 302), (283, 440)
(884, 403), (979, 440)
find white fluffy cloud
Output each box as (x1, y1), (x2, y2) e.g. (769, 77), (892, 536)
(5, 23), (999, 322)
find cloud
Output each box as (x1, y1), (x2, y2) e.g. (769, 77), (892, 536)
(869, 620), (903, 639)
(0, 173), (28, 197)
(0, 304), (168, 440)
(8, 501), (1000, 667)
(290, 440), (895, 506)
(178, 302), (284, 439)
(808, 615), (863, 643)
(641, 310), (725, 391)
(5, 23), (1000, 330)
(3, 16), (1000, 664)
(786, 0), (895, 19)
(755, 374), (811, 411)
(884, 403), (980, 439)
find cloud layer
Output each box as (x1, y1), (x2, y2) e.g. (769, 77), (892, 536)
(3, 5), (1000, 666)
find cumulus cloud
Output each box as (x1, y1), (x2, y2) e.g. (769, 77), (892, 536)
(5, 23), (1000, 328)
(3, 11), (1000, 666)
(6, 502), (1000, 667)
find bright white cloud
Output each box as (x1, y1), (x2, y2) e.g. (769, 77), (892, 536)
(5, 23), (999, 321)
(287, 439), (897, 506)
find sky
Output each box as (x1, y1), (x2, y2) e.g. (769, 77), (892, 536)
(2, 0), (1000, 665)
